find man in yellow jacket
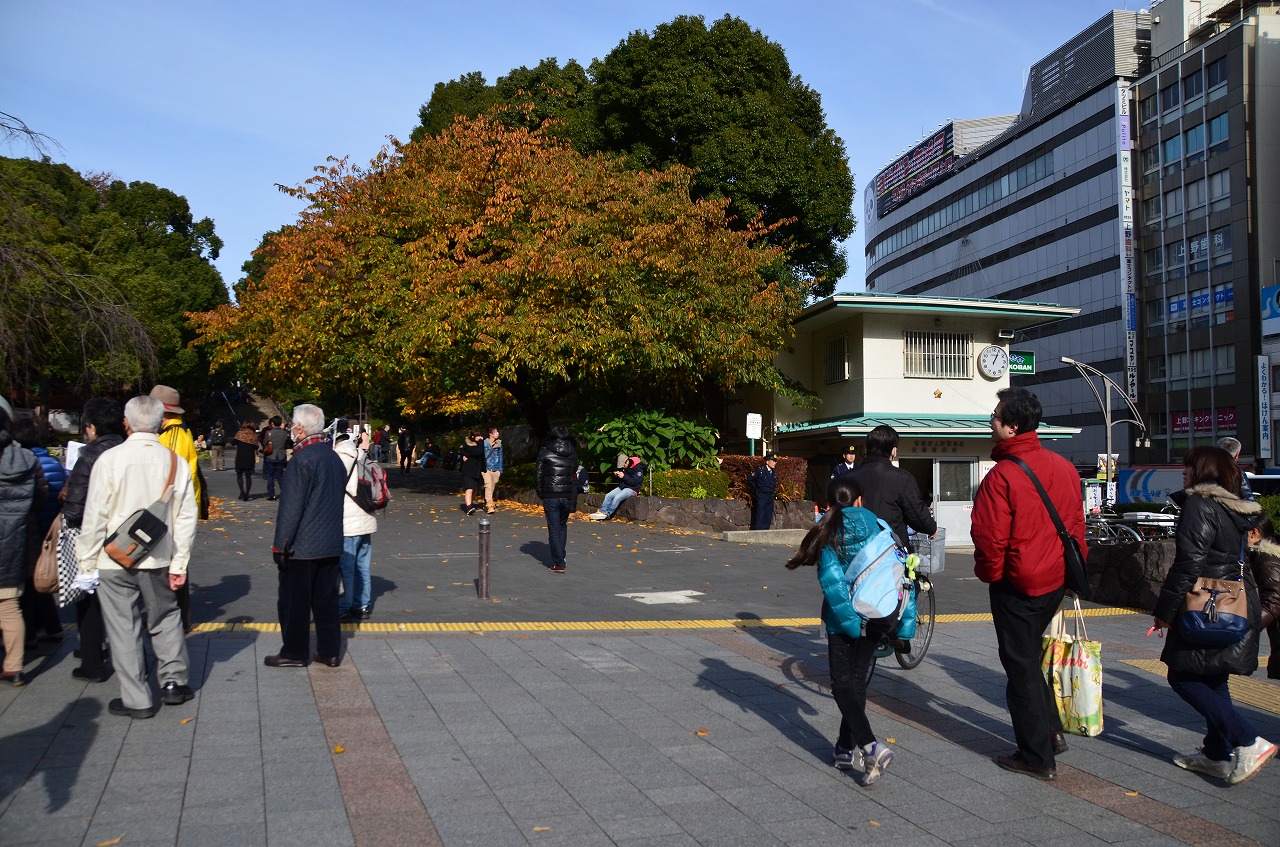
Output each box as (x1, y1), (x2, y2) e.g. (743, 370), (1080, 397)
(149, 385), (202, 631)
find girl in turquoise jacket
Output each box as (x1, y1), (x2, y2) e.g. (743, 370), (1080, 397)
(787, 476), (896, 786)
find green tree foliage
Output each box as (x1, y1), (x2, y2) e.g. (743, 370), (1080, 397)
(0, 156), (228, 397)
(191, 112), (798, 438)
(411, 14), (855, 296)
(574, 409), (720, 473)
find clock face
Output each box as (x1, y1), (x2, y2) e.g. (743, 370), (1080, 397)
(978, 345), (1010, 379)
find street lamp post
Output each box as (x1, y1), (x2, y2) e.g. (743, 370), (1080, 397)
(1061, 357), (1150, 507)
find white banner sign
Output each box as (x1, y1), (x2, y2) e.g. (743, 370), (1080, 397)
(1259, 357), (1272, 459)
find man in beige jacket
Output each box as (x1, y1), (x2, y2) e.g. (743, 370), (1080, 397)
(77, 395), (198, 718)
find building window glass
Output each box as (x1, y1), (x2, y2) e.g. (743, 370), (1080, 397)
(1184, 70), (1204, 102)
(1164, 187), (1183, 226)
(1191, 347), (1212, 388)
(1141, 147), (1160, 185)
(1147, 353), (1166, 380)
(1144, 245), (1163, 278)
(1163, 135), (1182, 175)
(1211, 225), (1232, 267)
(1184, 124), (1205, 164)
(824, 335), (849, 384)
(903, 331), (972, 379)
(1142, 194), (1161, 225)
(1160, 82), (1180, 113)
(1188, 233), (1209, 274)
(1213, 282), (1234, 323)
(1190, 284), (1211, 327)
(1166, 241), (1186, 279)
(1185, 178), (1206, 212)
(1209, 169), (1230, 211)
(1140, 94), (1158, 123)
(1170, 351), (1188, 389)
(1208, 113), (1228, 152)
(1207, 57), (1228, 91)
(1215, 345), (1235, 384)
(1145, 298), (1165, 332)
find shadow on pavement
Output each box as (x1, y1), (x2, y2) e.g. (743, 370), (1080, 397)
(695, 656), (828, 765)
(0, 698), (101, 813)
(518, 540), (552, 568)
(192, 573), (253, 626)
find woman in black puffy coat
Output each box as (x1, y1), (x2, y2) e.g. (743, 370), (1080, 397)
(1246, 514), (1280, 680)
(1153, 446), (1273, 785)
(457, 432), (485, 516)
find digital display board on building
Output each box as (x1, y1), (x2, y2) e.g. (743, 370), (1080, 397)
(873, 124), (955, 218)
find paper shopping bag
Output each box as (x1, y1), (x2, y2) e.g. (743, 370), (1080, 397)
(1040, 598), (1103, 737)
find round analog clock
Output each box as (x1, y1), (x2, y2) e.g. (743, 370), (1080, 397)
(977, 345), (1010, 379)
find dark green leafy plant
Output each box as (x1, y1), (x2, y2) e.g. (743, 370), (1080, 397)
(649, 469), (729, 499)
(574, 410), (718, 473)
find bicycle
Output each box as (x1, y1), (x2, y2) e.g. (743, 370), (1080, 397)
(1085, 509), (1143, 545)
(872, 533), (938, 670)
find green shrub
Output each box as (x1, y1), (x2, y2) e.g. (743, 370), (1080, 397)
(1259, 494), (1280, 530)
(503, 461), (537, 490)
(649, 469), (729, 499)
(574, 410), (718, 473)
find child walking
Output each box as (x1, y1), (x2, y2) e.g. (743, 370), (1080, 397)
(786, 476), (896, 786)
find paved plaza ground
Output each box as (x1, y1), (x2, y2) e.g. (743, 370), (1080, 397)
(2, 463), (1277, 846)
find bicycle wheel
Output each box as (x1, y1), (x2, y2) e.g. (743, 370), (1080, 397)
(896, 577), (935, 669)
(1113, 523), (1143, 543)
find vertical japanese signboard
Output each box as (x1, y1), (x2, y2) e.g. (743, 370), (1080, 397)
(1117, 84), (1137, 401)
(1260, 357), (1272, 460)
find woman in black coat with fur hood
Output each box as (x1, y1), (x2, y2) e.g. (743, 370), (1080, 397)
(1153, 446), (1274, 785)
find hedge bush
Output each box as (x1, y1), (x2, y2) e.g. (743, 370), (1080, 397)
(719, 454), (805, 501)
(1258, 494), (1280, 530)
(502, 462), (536, 490)
(649, 469), (730, 499)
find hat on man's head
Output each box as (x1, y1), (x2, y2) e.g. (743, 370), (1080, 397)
(148, 385), (184, 415)
(842, 445), (857, 455)
(764, 453), (778, 462)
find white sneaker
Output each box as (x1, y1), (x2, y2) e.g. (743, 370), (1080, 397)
(1227, 737), (1277, 785)
(1172, 749), (1232, 780)
(588, 512), (608, 520)
(860, 742), (894, 786)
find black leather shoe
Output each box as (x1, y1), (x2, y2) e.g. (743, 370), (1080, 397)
(1051, 731), (1069, 755)
(72, 667), (112, 683)
(109, 698), (159, 719)
(313, 654), (341, 668)
(161, 682), (195, 705)
(995, 751), (1056, 780)
(263, 654), (307, 668)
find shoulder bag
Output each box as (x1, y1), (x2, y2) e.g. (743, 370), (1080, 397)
(1008, 456), (1092, 601)
(34, 512), (62, 593)
(1177, 529), (1251, 647)
(104, 452), (178, 568)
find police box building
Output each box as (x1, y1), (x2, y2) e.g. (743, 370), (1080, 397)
(863, 10), (1152, 470)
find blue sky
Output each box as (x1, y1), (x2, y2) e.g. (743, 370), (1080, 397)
(2, 1), (1137, 294)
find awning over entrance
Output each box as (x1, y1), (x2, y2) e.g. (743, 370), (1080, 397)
(776, 414), (1080, 440)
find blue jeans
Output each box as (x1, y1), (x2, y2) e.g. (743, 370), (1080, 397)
(264, 459), (286, 497)
(543, 497), (573, 567)
(1167, 669), (1260, 760)
(339, 534), (373, 614)
(599, 487), (637, 516)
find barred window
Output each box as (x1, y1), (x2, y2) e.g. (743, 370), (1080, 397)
(824, 335), (849, 384)
(903, 331), (972, 379)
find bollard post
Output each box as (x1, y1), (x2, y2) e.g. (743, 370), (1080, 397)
(477, 518), (491, 600)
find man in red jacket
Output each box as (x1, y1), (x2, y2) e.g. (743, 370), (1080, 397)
(972, 387), (1087, 781)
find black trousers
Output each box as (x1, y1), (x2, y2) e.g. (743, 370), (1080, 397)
(751, 496), (775, 530)
(542, 497), (573, 568)
(277, 555), (341, 661)
(989, 581), (1064, 769)
(74, 595), (107, 675)
(828, 631), (879, 750)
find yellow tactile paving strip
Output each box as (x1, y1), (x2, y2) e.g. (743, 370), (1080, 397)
(1121, 658), (1280, 716)
(187, 606), (1145, 634)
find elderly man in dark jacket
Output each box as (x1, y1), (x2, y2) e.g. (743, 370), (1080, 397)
(851, 426), (936, 546)
(535, 426), (580, 574)
(266, 404), (345, 668)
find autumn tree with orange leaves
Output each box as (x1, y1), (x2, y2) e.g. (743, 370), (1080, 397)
(190, 111), (802, 436)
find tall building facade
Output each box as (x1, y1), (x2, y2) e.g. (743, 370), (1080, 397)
(864, 11), (1152, 469)
(1134, 0), (1280, 466)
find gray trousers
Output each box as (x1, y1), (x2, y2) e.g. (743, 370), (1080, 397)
(99, 568), (190, 710)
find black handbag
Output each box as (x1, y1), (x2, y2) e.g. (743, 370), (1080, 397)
(1008, 457), (1092, 602)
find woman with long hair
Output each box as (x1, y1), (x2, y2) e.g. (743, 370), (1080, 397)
(786, 476), (896, 786)
(1153, 445), (1275, 784)
(233, 422), (260, 501)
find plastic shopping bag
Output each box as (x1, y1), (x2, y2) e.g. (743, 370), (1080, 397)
(1040, 597), (1103, 737)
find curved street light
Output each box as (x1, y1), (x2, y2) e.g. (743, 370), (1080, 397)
(1061, 356), (1150, 506)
